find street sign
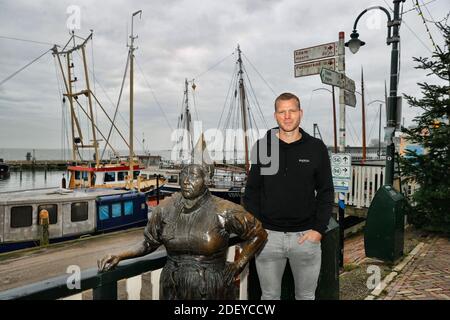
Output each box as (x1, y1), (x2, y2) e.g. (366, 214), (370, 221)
(294, 42), (337, 64)
(339, 90), (356, 107)
(320, 68), (356, 93)
(343, 76), (355, 93)
(295, 58), (335, 77)
(331, 153), (352, 193)
(320, 68), (342, 87)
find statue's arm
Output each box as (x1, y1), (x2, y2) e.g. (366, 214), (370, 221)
(224, 207), (267, 283)
(98, 208), (163, 272)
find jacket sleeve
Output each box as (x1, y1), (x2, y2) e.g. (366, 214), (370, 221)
(313, 142), (334, 235)
(243, 144), (263, 218)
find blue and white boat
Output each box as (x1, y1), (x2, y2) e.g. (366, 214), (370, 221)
(0, 187), (149, 253)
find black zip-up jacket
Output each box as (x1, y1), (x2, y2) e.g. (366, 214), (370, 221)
(243, 127), (334, 235)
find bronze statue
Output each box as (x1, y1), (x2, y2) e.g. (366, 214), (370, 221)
(98, 164), (267, 299)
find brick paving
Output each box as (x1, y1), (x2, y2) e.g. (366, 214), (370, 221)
(383, 236), (450, 300)
(343, 233), (366, 265)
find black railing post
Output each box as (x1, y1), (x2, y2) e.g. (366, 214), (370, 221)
(93, 281), (118, 300)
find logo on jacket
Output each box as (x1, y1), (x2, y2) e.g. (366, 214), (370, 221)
(298, 158), (310, 163)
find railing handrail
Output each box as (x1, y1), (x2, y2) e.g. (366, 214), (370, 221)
(0, 236), (243, 300)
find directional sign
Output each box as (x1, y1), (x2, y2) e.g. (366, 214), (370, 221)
(294, 42), (337, 64)
(343, 76), (355, 93)
(340, 90), (357, 107)
(294, 58), (335, 78)
(320, 68), (356, 93)
(320, 68), (342, 87)
(331, 153), (352, 193)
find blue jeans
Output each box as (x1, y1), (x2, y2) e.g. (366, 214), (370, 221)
(255, 229), (322, 300)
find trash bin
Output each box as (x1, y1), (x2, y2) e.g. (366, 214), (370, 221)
(247, 217), (340, 300)
(364, 185), (406, 263)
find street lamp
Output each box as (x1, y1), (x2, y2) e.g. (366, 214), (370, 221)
(368, 99), (386, 160)
(346, 0), (407, 263)
(313, 87), (337, 152)
(345, 0), (404, 185)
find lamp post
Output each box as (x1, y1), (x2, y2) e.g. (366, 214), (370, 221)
(346, 0), (407, 263)
(345, 0), (405, 185)
(368, 99), (386, 159)
(313, 87), (338, 152)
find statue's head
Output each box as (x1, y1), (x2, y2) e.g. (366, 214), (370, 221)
(180, 164), (208, 199)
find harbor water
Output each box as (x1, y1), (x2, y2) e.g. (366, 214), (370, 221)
(0, 170), (68, 193)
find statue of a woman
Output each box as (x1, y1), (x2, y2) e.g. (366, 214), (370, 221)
(98, 164), (267, 299)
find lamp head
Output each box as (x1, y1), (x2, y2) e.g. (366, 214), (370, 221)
(345, 30), (365, 54)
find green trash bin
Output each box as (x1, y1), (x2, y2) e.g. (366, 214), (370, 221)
(364, 185), (406, 263)
(247, 217), (340, 300)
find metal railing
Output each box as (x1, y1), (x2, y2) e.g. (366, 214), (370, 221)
(0, 237), (244, 300)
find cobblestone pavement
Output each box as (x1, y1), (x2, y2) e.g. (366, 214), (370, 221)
(383, 236), (450, 300)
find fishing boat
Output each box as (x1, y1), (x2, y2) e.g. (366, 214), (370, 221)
(51, 11), (164, 198)
(0, 12), (167, 253)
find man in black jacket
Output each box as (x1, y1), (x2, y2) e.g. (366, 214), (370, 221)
(243, 92), (334, 300)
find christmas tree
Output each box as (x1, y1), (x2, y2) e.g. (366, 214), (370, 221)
(400, 22), (450, 233)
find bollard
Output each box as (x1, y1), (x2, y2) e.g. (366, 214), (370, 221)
(39, 209), (50, 246)
(62, 174), (67, 189)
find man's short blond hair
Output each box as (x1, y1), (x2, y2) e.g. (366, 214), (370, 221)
(274, 92), (301, 111)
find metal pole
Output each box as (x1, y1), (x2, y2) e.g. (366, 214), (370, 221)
(128, 11), (141, 189)
(156, 174), (160, 205)
(338, 32), (346, 153)
(385, 0), (402, 186)
(81, 43), (99, 168)
(129, 44), (134, 189)
(379, 103), (382, 159)
(332, 85), (338, 153)
(338, 31), (346, 268)
(361, 67), (367, 162)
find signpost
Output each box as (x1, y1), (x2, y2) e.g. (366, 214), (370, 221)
(294, 42), (337, 64)
(294, 36), (354, 269)
(331, 153), (352, 193)
(341, 90), (356, 107)
(331, 152), (352, 268)
(320, 68), (356, 107)
(320, 68), (342, 87)
(294, 58), (335, 77)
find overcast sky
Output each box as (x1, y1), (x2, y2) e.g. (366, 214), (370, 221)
(0, 0), (448, 155)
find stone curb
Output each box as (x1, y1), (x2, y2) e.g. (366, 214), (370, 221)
(364, 241), (425, 300)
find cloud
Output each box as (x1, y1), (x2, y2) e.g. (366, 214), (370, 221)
(0, 0), (448, 153)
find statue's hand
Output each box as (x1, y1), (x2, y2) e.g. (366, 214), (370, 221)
(97, 254), (121, 272)
(224, 262), (240, 286)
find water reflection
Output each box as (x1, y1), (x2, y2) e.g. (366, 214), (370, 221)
(0, 170), (68, 192)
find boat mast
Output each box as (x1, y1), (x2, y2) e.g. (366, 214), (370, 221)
(52, 32), (98, 164)
(128, 10), (142, 189)
(237, 45), (250, 174)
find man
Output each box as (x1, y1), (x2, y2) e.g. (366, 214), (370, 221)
(98, 164), (267, 299)
(243, 92), (334, 300)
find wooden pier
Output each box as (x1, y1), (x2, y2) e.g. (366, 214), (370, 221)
(5, 160), (71, 171)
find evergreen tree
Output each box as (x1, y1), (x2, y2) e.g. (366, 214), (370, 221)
(400, 22), (450, 233)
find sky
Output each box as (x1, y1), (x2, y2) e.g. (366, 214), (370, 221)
(0, 0), (448, 157)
